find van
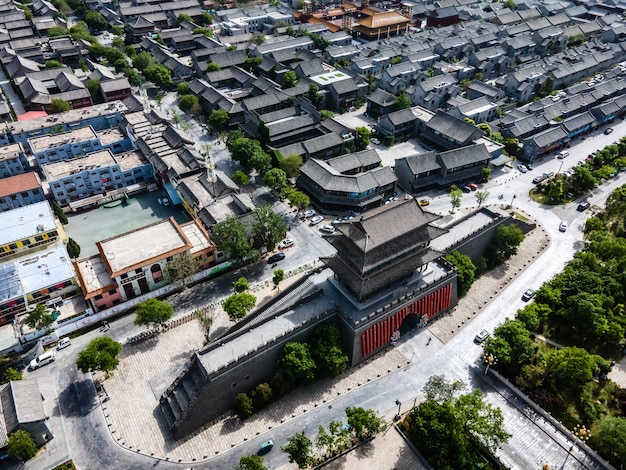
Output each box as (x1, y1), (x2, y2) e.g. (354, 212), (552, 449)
(29, 351), (56, 370)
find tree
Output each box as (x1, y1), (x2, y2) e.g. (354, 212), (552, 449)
(163, 252), (199, 287)
(251, 203), (287, 252)
(249, 150), (272, 174)
(273, 269), (284, 292)
(45, 60), (63, 69)
(223, 293), (256, 321)
(83, 10), (108, 31)
(211, 216), (257, 265)
(234, 392), (254, 419)
(242, 56), (263, 73)
(263, 168), (288, 191)
(483, 319), (535, 366)
(445, 250), (475, 297)
(282, 187), (310, 209)
(52, 201), (68, 224)
(252, 382), (273, 408)
(194, 308), (214, 343)
(319, 110), (334, 121)
(422, 375), (465, 403)
(2, 367), (23, 384)
(144, 63), (172, 88)
(279, 342), (316, 382)
(306, 83), (324, 108)
(394, 91), (411, 110)
(310, 323), (348, 377)
(279, 153), (303, 178)
(235, 454), (268, 470)
(178, 94), (199, 113)
(449, 188), (462, 213)
(573, 165), (597, 191)
(548, 179), (563, 201)
(48, 26), (69, 37)
(233, 277), (250, 293)
(250, 33), (265, 45)
(176, 82), (190, 96)
(206, 62), (220, 72)
(124, 68), (142, 86)
(76, 336), (122, 376)
(482, 167), (492, 182)
(589, 416), (626, 466)
(208, 109), (229, 132)
(345, 406), (385, 439)
(231, 170), (249, 187)
(354, 126), (371, 151)
(281, 432), (315, 469)
(67, 237), (81, 259)
(133, 298), (173, 330)
(176, 13), (193, 25)
(24, 304), (55, 331)
(544, 346), (597, 388)
(50, 99), (71, 114)
(493, 224), (524, 261)
(476, 122), (491, 136)
(475, 190), (489, 207)
(132, 51), (154, 71)
(7, 430), (37, 461)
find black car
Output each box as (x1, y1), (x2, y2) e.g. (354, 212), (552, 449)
(604, 128), (614, 135)
(267, 253), (285, 264)
(577, 201), (591, 211)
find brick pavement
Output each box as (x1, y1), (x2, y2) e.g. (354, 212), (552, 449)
(96, 280), (409, 465)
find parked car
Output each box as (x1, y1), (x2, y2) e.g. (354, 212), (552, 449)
(559, 221), (568, 232)
(418, 198), (430, 206)
(310, 215), (324, 226)
(303, 210), (316, 219)
(604, 127), (614, 135)
(267, 253), (285, 264)
(371, 137), (381, 145)
(57, 337), (71, 350)
(319, 224), (335, 234)
(557, 151), (569, 159)
(259, 439), (273, 455)
(577, 201), (591, 211)
(521, 288), (536, 302)
(279, 238), (294, 249)
(517, 164), (528, 173)
(461, 186), (472, 193)
(29, 351), (56, 370)
(469, 183), (478, 191)
(532, 175), (545, 184)
(474, 330), (490, 344)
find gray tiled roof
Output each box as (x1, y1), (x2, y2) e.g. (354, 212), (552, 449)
(399, 151), (439, 174)
(438, 143), (491, 170)
(327, 149), (381, 174)
(426, 110), (482, 144)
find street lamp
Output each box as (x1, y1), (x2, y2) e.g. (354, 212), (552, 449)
(573, 424), (590, 447)
(483, 353), (498, 375)
(395, 399), (402, 421)
(510, 193), (516, 207)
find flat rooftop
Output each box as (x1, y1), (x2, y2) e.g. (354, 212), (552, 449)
(310, 70), (351, 86)
(97, 218), (191, 277)
(179, 220), (215, 255)
(3, 101), (127, 135)
(0, 142), (25, 162)
(73, 255), (115, 299)
(42, 149), (116, 180)
(0, 201), (56, 246)
(97, 127), (126, 146)
(430, 206), (508, 252)
(29, 126), (99, 153)
(9, 244), (75, 299)
(114, 150), (150, 171)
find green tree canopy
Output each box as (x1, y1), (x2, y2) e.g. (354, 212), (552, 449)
(234, 392), (253, 419)
(251, 203), (287, 252)
(24, 304), (55, 331)
(279, 342), (316, 382)
(233, 277), (249, 293)
(45, 60), (63, 69)
(67, 237), (81, 259)
(178, 94), (199, 113)
(281, 432), (315, 469)
(272, 269), (284, 291)
(133, 298), (174, 330)
(231, 170), (249, 187)
(283, 70), (298, 89)
(544, 346), (597, 388)
(354, 126), (371, 151)
(483, 319), (535, 366)
(310, 323), (348, 377)
(76, 336), (122, 375)
(235, 454), (268, 470)
(132, 51), (154, 71)
(589, 416), (626, 466)
(144, 63), (172, 88)
(422, 374), (465, 403)
(223, 293), (256, 321)
(7, 430), (37, 461)
(394, 91), (411, 110)
(1, 367), (23, 384)
(83, 10), (108, 31)
(124, 68), (142, 86)
(211, 216), (257, 265)
(263, 168), (288, 191)
(206, 62), (220, 72)
(163, 252), (199, 287)
(281, 187), (310, 209)
(493, 224), (524, 261)
(450, 188), (462, 213)
(445, 250), (475, 297)
(345, 406), (385, 439)
(50, 99), (71, 114)
(279, 153), (303, 178)
(208, 109), (229, 132)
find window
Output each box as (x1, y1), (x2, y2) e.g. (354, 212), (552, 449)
(120, 273), (128, 279)
(135, 268), (142, 274)
(95, 294), (103, 300)
(35, 236), (43, 242)
(22, 239), (30, 246)
(108, 289), (117, 295)
(53, 183), (61, 188)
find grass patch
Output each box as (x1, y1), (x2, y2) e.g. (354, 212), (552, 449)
(513, 212), (529, 222)
(52, 460), (77, 470)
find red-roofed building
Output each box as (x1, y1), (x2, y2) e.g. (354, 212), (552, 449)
(0, 172), (46, 212)
(18, 111), (48, 121)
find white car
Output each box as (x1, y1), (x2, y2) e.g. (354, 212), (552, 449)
(557, 151), (569, 159)
(319, 224), (336, 234)
(57, 337), (71, 350)
(517, 164), (528, 173)
(559, 221), (568, 232)
(29, 351), (56, 370)
(303, 209), (316, 219)
(371, 137), (381, 145)
(310, 215), (324, 226)
(279, 238), (294, 249)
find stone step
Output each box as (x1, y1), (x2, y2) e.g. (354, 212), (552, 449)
(181, 378), (198, 401)
(167, 394), (182, 422)
(190, 367), (204, 388)
(172, 385), (190, 413)
(160, 402), (176, 429)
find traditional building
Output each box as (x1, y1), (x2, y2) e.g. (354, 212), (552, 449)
(352, 10), (411, 40)
(0, 172), (45, 212)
